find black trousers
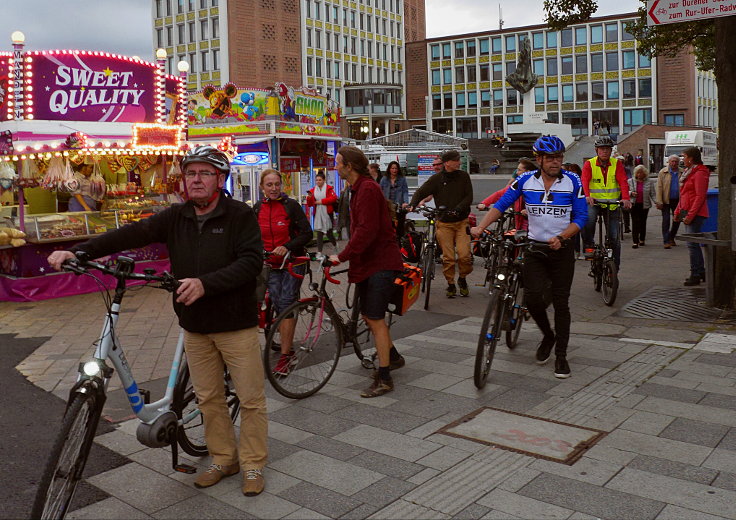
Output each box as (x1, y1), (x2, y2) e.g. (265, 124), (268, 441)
(630, 203), (649, 244)
(522, 242), (575, 356)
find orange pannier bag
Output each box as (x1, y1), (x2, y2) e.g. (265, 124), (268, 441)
(388, 263), (422, 316)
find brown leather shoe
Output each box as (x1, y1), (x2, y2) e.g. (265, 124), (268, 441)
(194, 463), (240, 488)
(243, 469), (264, 496)
(360, 372), (394, 398)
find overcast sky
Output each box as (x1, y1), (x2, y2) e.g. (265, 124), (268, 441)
(0, 0), (643, 59)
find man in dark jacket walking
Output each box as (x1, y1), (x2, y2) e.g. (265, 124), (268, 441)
(47, 146), (267, 497)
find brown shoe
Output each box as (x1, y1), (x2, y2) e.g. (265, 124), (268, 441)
(663, 244), (671, 249)
(243, 469), (264, 496)
(360, 372), (394, 398)
(194, 463), (240, 488)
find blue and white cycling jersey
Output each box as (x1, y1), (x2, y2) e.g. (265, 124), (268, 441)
(493, 169), (588, 242)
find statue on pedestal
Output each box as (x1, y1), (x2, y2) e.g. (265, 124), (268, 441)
(505, 39), (538, 94)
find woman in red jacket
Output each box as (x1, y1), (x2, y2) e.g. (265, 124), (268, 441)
(306, 172), (338, 254)
(675, 147), (710, 286)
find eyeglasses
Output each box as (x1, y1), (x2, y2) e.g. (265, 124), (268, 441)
(432, 163), (442, 167)
(184, 170), (219, 178)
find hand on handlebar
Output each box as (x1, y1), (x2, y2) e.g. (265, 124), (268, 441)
(585, 196), (594, 206)
(622, 200), (632, 210)
(470, 226), (484, 238)
(327, 254), (341, 266)
(47, 250), (76, 271)
(272, 245), (289, 257)
(176, 278), (205, 306)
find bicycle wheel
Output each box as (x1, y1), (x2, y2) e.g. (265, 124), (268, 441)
(602, 259), (619, 306)
(420, 246), (431, 292)
(32, 392), (100, 520)
(264, 299), (343, 399)
(505, 281), (525, 350)
(474, 286), (506, 389)
(173, 361), (241, 457)
(423, 248), (435, 310)
(592, 257), (602, 292)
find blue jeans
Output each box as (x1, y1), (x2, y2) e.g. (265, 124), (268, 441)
(582, 204), (621, 268)
(684, 216), (705, 278)
(267, 264), (305, 315)
(661, 199), (680, 244)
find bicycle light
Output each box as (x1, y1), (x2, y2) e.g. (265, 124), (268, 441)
(82, 360), (102, 377)
(496, 273), (506, 281)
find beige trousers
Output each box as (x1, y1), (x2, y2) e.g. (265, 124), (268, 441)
(436, 219), (473, 283)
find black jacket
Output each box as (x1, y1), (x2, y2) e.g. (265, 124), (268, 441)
(71, 195), (263, 333)
(409, 169), (473, 223)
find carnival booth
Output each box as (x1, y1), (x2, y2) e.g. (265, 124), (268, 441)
(0, 34), (188, 301)
(187, 82), (342, 206)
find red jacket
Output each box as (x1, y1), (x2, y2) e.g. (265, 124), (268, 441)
(675, 164), (710, 222)
(482, 186), (527, 230)
(306, 184), (337, 218)
(337, 175), (403, 283)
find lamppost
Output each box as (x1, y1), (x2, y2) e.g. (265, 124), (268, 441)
(367, 99), (373, 140)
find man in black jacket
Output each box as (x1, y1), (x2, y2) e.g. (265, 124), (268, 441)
(47, 146), (267, 497)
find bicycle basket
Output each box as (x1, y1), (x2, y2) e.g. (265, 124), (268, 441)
(400, 230), (423, 263)
(388, 264), (422, 315)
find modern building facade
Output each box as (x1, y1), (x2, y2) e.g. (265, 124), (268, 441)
(405, 13), (718, 139)
(151, 0), (426, 139)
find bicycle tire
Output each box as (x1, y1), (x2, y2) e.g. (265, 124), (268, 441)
(505, 281), (525, 350)
(602, 259), (619, 306)
(474, 286), (506, 389)
(593, 257), (603, 292)
(32, 392), (100, 520)
(420, 245), (431, 293)
(173, 361), (241, 457)
(423, 253), (434, 310)
(264, 299), (343, 399)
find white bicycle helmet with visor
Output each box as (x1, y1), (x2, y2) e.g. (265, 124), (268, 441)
(181, 145), (232, 177)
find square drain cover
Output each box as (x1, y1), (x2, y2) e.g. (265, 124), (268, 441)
(438, 407), (606, 465)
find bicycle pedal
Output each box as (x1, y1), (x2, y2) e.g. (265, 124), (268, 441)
(139, 388), (151, 404)
(174, 463), (197, 474)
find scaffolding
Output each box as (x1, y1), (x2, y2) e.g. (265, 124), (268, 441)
(362, 128), (468, 152)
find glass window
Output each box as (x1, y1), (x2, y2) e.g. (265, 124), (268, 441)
(455, 66), (465, 83)
(561, 28), (572, 47)
(575, 54), (588, 73)
(166, 26), (173, 45)
(200, 50), (208, 71)
(622, 79), (636, 98)
(467, 40), (476, 57)
(506, 62), (516, 75)
(575, 27), (586, 45)
(442, 42), (451, 58)
(189, 52), (196, 72)
(606, 23), (618, 42)
(576, 83), (588, 101)
(562, 84), (574, 102)
(212, 49), (219, 70)
(468, 92), (478, 108)
(607, 81), (619, 99)
(211, 17), (219, 38)
(432, 69), (441, 85)
(156, 28), (163, 47)
(455, 41), (464, 58)
(638, 53), (651, 67)
(443, 92), (452, 109)
(326, 59), (332, 78)
(532, 32), (544, 49)
(507, 88), (518, 105)
(606, 52), (618, 71)
(480, 63), (490, 81)
(546, 57), (558, 75)
(492, 37), (502, 54)
(561, 56), (573, 74)
(177, 24), (185, 43)
(622, 22), (635, 41)
(189, 22), (196, 41)
(546, 31), (557, 48)
(639, 78), (652, 97)
(467, 65), (477, 82)
(493, 89), (503, 106)
(443, 68), (452, 83)
(562, 111), (588, 135)
(306, 57), (313, 75)
(590, 25), (603, 44)
(456, 93), (466, 108)
(623, 108), (652, 132)
(480, 39), (490, 55)
(663, 114), (685, 126)
(430, 44), (440, 60)
(547, 86), (559, 102)
(535, 87), (544, 103)
(432, 94), (442, 110)
(505, 35), (516, 52)
(507, 114), (523, 124)
(492, 63), (503, 80)
(481, 90), (491, 107)
(591, 81), (604, 100)
(591, 53), (603, 72)
(622, 50), (635, 69)
(533, 59), (544, 76)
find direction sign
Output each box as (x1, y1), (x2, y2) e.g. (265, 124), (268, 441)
(647, 0), (736, 26)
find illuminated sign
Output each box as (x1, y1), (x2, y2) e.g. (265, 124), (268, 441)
(233, 152), (270, 165)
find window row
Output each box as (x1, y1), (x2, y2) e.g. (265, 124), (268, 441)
(430, 20), (635, 59)
(306, 57), (403, 84)
(306, 29), (400, 61)
(157, 17), (219, 47)
(156, 0), (218, 17)
(170, 48), (220, 74)
(305, 0), (402, 37)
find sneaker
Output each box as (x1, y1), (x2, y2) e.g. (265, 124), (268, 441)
(683, 276), (701, 286)
(631, 244), (638, 249)
(458, 277), (469, 297)
(535, 336), (555, 365)
(361, 372), (394, 398)
(576, 253), (587, 261)
(273, 353), (295, 376)
(583, 248), (595, 260)
(554, 357), (571, 379)
(194, 463), (240, 488)
(242, 469), (264, 496)
(663, 243), (671, 249)
(446, 284), (457, 298)
(389, 355), (405, 370)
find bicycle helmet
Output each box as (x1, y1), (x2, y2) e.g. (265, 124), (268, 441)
(532, 135), (565, 155)
(181, 145), (231, 176)
(594, 135), (615, 148)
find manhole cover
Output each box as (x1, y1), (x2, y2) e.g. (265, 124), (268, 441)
(616, 285), (725, 322)
(438, 407), (606, 465)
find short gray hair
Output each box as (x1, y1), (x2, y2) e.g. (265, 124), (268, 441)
(667, 154), (680, 162)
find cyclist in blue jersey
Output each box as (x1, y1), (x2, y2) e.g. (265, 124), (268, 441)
(471, 136), (587, 379)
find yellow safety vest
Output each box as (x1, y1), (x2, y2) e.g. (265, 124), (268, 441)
(587, 156), (621, 207)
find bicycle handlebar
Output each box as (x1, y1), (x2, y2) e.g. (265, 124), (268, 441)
(63, 252), (180, 292)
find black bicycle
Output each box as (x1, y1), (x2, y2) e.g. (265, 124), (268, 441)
(587, 200), (621, 306)
(415, 206), (446, 310)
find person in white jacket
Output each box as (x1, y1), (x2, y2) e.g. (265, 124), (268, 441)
(628, 165), (656, 248)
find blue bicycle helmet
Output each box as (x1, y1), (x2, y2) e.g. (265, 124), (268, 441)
(181, 145), (232, 176)
(532, 135), (565, 155)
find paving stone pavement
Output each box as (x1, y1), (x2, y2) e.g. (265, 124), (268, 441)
(6, 213), (736, 519)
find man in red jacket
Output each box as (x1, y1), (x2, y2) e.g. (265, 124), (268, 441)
(329, 145), (405, 397)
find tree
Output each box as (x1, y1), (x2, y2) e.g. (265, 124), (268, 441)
(544, 0), (736, 309)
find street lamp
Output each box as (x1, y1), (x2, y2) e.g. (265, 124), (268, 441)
(367, 99), (373, 140)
